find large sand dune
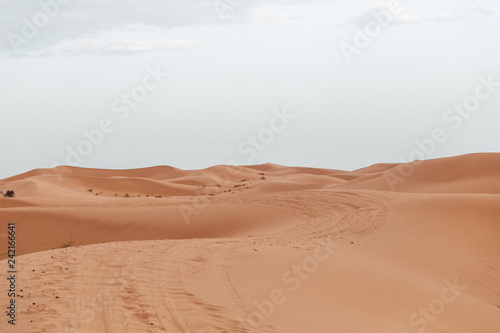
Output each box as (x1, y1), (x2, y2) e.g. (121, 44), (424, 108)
(1, 153), (499, 332)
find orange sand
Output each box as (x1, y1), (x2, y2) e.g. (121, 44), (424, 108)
(1, 153), (499, 332)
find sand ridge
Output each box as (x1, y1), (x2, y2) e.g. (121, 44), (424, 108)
(1, 153), (500, 332)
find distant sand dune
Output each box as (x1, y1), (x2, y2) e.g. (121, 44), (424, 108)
(1, 153), (499, 332)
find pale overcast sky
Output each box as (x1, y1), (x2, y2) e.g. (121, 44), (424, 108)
(1, 0), (499, 179)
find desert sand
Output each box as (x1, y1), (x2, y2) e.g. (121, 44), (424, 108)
(1, 153), (500, 332)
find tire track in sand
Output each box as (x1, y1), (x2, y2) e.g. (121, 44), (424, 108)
(10, 189), (391, 332)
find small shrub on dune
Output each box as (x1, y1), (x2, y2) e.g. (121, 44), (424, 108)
(61, 238), (74, 248)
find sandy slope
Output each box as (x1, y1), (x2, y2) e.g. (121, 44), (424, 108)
(1, 153), (500, 332)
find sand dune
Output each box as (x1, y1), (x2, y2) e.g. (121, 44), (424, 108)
(340, 153), (500, 194)
(1, 153), (500, 332)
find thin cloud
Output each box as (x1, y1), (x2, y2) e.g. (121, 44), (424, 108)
(426, 14), (462, 23)
(249, 10), (316, 25)
(344, 3), (460, 28)
(471, 6), (500, 15)
(7, 38), (200, 58)
(346, 4), (420, 27)
(0, 0), (335, 57)
(1, 0), (224, 57)
(58, 38), (201, 56)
